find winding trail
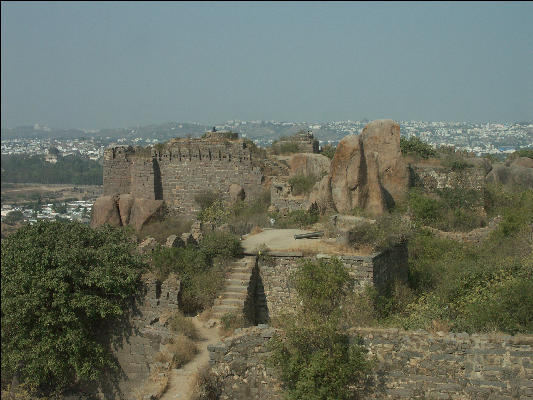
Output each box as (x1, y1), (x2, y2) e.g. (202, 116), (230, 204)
(159, 316), (220, 400)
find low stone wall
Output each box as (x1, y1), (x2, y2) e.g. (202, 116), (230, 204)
(78, 274), (181, 399)
(411, 165), (486, 192)
(208, 326), (533, 400)
(354, 327), (533, 399)
(257, 245), (408, 319)
(207, 325), (283, 400)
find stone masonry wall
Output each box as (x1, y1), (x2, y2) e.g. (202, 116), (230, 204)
(257, 246), (408, 318)
(208, 326), (533, 400)
(82, 274), (181, 399)
(103, 138), (264, 215)
(411, 165), (486, 192)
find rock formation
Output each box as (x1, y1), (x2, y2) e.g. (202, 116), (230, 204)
(486, 157), (533, 189)
(289, 153), (331, 178)
(90, 194), (166, 231)
(310, 119), (409, 215)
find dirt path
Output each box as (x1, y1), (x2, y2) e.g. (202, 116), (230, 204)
(160, 317), (220, 400)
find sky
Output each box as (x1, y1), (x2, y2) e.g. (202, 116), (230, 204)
(1, 1), (532, 130)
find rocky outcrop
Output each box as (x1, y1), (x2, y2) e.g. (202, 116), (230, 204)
(310, 119), (409, 215)
(289, 153), (330, 178)
(91, 195), (122, 228)
(486, 158), (533, 189)
(90, 195), (166, 231)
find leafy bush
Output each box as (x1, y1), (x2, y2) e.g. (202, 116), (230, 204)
(400, 136), (437, 159)
(1, 221), (146, 392)
(198, 231), (242, 263)
(194, 190), (222, 211)
(197, 200), (231, 226)
(408, 189), (485, 232)
(320, 144), (336, 159)
(289, 174), (319, 196)
(269, 258), (372, 400)
(507, 148), (533, 161)
(152, 232), (241, 314)
(3, 210), (24, 225)
(349, 213), (412, 251)
(272, 209), (319, 229)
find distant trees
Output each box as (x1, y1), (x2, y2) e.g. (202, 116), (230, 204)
(1, 154), (103, 185)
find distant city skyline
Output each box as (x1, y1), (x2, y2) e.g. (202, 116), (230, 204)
(2, 1), (532, 130)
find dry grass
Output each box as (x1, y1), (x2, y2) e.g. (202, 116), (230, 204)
(428, 319), (451, 334)
(218, 312), (246, 337)
(168, 311), (201, 340)
(249, 226), (263, 235)
(190, 365), (223, 400)
(169, 335), (198, 368)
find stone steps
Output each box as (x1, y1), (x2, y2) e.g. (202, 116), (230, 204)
(211, 256), (256, 319)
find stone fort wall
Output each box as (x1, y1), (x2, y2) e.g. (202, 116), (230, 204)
(103, 137), (264, 215)
(208, 326), (533, 399)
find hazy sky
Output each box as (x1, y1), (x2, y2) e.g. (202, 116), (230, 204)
(1, 1), (532, 129)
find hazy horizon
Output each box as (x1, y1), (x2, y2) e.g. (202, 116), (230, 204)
(2, 1), (532, 130)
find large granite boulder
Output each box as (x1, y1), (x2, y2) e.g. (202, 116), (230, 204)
(289, 153), (331, 178)
(360, 119), (409, 208)
(129, 198), (166, 231)
(511, 157), (533, 169)
(90, 195), (121, 228)
(330, 134), (363, 213)
(307, 175), (334, 214)
(310, 119), (408, 215)
(118, 194), (135, 225)
(91, 195), (166, 231)
(486, 161), (533, 189)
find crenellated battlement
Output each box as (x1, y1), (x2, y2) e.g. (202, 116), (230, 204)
(103, 134), (265, 215)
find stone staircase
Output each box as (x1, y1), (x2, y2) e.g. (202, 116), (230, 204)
(212, 256), (256, 319)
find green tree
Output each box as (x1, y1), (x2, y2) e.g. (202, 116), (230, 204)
(1, 221), (146, 392)
(269, 258), (371, 400)
(3, 210), (24, 225)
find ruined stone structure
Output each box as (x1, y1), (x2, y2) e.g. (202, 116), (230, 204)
(273, 130), (319, 154)
(103, 132), (265, 215)
(208, 326), (533, 400)
(254, 245), (408, 318)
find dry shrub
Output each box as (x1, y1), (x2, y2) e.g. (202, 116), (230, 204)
(168, 311), (201, 340)
(341, 288), (378, 328)
(219, 311), (246, 337)
(250, 226), (263, 235)
(428, 319), (451, 334)
(169, 335), (198, 368)
(191, 365), (223, 400)
(153, 351), (171, 364)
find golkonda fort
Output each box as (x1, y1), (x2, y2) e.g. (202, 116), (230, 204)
(1, 2), (532, 400)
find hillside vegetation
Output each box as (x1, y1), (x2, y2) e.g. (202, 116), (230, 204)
(1, 154), (103, 185)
